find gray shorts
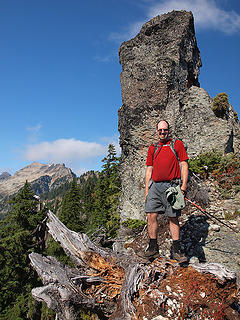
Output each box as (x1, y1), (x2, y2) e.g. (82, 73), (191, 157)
(145, 181), (181, 218)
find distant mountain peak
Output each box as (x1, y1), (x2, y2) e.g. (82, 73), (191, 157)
(0, 172), (11, 180)
(0, 162), (74, 197)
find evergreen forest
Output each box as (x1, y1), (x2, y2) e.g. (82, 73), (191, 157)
(2, 142), (239, 319)
(0, 144), (121, 319)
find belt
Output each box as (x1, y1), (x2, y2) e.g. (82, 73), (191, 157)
(154, 179), (181, 185)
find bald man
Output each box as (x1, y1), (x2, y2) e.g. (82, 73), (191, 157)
(144, 120), (188, 262)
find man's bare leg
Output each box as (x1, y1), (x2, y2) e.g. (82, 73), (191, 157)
(139, 213), (159, 258)
(147, 212), (158, 238)
(169, 217), (180, 240)
(169, 216), (187, 262)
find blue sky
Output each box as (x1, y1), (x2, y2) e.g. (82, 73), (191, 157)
(0, 0), (239, 176)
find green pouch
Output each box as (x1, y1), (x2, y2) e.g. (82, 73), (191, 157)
(166, 185), (186, 210)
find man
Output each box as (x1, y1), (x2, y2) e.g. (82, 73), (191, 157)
(144, 120), (188, 262)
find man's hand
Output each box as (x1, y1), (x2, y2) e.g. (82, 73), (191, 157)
(180, 188), (186, 195)
(145, 189), (149, 201)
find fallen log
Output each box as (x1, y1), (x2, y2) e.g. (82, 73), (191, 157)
(29, 211), (240, 320)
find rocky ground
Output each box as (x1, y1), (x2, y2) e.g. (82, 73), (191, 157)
(132, 259), (239, 320)
(188, 177), (240, 273)
(121, 176), (240, 274)
(115, 176), (240, 319)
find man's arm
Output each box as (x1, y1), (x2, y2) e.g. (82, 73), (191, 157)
(145, 166), (153, 200)
(180, 160), (188, 193)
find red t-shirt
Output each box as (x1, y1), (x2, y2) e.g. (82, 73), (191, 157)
(146, 139), (188, 182)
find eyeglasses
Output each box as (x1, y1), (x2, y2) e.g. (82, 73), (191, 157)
(158, 129), (169, 133)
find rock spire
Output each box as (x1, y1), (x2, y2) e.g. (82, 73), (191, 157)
(118, 10), (240, 220)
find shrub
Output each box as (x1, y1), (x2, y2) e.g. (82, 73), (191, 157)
(223, 211), (232, 220)
(122, 218), (146, 233)
(224, 210), (240, 220)
(234, 111), (239, 121)
(234, 210), (240, 217)
(189, 150), (240, 199)
(219, 189), (232, 199)
(212, 92), (229, 118)
(188, 150), (223, 176)
(214, 154), (240, 199)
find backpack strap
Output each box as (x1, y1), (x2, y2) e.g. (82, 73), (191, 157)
(153, 141), (160, 159)
(153, 139), (178, 160)
(169, 139), (179, 161)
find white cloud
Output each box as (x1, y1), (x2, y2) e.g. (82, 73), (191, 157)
(26, 123), (42, 133)
(23, 138), (108, 163)
(74, 167), (91, 176)
(147, 0), (240, 34)
(109, 20), (146, 43)
(94, 55), (112, 63)
(111, 0), (240, 42)
(99, 135), (121, 155)
(26, 123), (42, 142)
(21, 138), (122, 175)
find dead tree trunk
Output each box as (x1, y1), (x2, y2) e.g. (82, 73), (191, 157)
(29, 211), (240, 320)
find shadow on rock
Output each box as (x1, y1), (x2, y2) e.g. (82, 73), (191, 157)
(180, 214), (209, 263)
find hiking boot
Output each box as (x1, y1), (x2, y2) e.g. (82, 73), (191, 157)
(137, 245), (159, 260)
(172, 251), (188, 263)
(145, 246), (159, 259)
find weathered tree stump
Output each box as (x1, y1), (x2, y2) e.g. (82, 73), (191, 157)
(29, 211), (240, 319)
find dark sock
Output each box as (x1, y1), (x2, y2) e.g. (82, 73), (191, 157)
(173, 240), (181, 253)
(149, 238), (158, 249)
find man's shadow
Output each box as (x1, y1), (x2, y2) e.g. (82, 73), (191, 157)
(179, 215), (209, 263)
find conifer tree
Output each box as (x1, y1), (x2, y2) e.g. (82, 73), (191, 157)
(91, 144), (121, 238)
(58, 177), (83, 232)
(47, 174), (99, 266)
(78, 171), (98, 232)
(0, 181), (47, 319)
(46, 178), (84, 267)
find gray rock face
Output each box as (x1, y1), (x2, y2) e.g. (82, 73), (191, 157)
(176, 86), (240, 157)
(118, 10), (240, 220)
